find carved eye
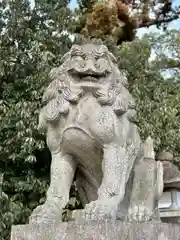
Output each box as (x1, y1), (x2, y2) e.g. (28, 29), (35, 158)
(94, 62), (100, 68)
(96, 58), (108, 66)
(73, 56), (84, 61)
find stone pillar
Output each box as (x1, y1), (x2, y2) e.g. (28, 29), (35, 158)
(157, 152), (180, 223)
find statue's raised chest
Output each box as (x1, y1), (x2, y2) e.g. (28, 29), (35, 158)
(64, 96), (117, 145)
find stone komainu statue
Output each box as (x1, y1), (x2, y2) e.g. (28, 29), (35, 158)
(29, 42), (164, 225)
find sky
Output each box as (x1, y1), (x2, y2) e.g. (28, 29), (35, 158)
(69, 0), (180, 10)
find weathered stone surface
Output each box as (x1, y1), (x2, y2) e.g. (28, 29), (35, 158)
(157, 151), (180, 187)
(157, 151), (180, 223)
(11, 220), (180, 240)
(156, 152), (174, 162)
(27, 42), (163, 225)
(11, 42), (165, 239)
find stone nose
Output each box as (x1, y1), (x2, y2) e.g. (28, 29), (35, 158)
(84, 59), (96, 72)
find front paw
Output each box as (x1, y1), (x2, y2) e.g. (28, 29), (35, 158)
(85, 199), (118, 220)
(127, 205), (153, 222)
(29, 203), (63, 224)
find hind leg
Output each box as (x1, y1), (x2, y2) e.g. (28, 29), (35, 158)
(75, 168), (99, 206)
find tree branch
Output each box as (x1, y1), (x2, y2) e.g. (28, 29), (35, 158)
(138, 14), (179, 28)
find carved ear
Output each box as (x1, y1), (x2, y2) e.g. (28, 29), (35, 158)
(120, 70), (129, 88)
(113, 65), (129, 89)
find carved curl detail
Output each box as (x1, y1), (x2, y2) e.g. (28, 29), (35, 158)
(38, 43), (136, 131)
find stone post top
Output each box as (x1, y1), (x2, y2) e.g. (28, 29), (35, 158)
(156, 152), (174, 162)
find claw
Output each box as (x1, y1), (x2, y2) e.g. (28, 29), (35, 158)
(128, 205), (152, 222)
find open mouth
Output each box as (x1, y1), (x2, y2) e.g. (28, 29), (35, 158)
(80, 74), (100, 82)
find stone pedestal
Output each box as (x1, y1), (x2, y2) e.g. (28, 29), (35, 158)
(11, 220), (180, 240)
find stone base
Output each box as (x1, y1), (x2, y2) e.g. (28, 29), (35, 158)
(11, 220), (180, 240)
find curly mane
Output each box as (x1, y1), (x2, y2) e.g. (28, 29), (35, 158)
(38, 42), (136, 132)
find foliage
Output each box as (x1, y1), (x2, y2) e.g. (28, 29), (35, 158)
(80, 2), (119, 39)
(73, 1), (136, 44)
(0, 0), (73, 239)
(77, 0), (96, 12)
(115, 32), (180, 164)
(73, 0), (180, 44)
(147, 29), (180, 80)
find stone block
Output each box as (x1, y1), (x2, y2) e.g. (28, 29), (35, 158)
(11, 220), (180, 240)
